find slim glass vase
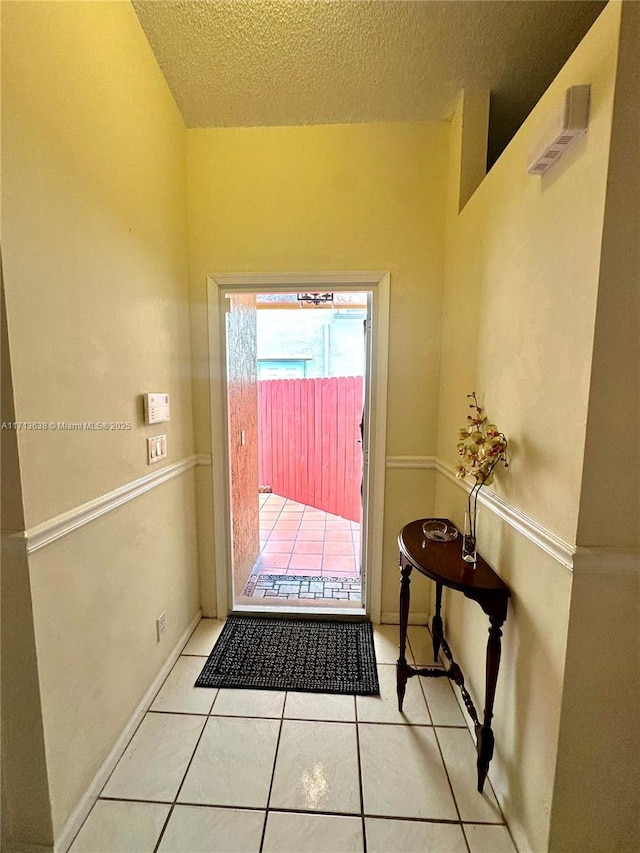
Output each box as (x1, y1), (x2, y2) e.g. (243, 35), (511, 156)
(462, 509), (478, 565)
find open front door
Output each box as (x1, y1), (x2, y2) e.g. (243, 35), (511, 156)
(225, 293), (260, 597)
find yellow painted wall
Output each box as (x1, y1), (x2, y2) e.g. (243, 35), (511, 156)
(2, 0), (193, 528)
(434, 4), (637, 851)
(1, 1), (198, 844)
(187, 121), (449, 617)
(549, 4), (640, 850)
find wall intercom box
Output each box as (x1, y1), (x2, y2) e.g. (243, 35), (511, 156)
(144, 393), (170, 424)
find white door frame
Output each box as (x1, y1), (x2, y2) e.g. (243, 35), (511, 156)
(206, 271), (389, 623)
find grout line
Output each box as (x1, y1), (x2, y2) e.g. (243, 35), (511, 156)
(354, 691), (368, 853)
(258, 688), (288, 852)
(72, 612), (515, 851)
(94, 794), (479, 826)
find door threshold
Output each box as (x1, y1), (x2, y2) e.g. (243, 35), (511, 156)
(231, 604), (368, 620)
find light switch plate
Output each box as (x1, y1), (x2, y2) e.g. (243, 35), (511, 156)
(147, 434), (167, 464)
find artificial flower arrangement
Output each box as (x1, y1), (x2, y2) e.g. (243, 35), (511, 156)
(455, 392), (509, 561)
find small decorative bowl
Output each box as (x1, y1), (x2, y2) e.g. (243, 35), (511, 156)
(422, 520), (458, 542)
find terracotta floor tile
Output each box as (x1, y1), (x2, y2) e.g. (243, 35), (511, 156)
(257, 554), (291, 570)
(268, 530), (298, 541)
(321, 569), (359, 578)
(288, 554), (323, 570)
(260, 513), (281, 522)
(295, 529), (325, 541)
(324, 541), (356, 555)
(292, 541), (324, 555)
(285, 568), (322, 576)
(263, 541), (294, 554)
(323, 555), (358, 572)
(324, 530), (353, 542)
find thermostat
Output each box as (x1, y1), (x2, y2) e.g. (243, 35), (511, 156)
(144, 393), (170, 424)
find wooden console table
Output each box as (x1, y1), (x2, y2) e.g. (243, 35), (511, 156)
(396, 518), (511, 793)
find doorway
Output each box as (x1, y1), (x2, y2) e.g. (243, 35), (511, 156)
(207, 273), (389, 621)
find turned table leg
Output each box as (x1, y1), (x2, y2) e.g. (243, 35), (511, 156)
(432, 582), (443, 662)
(396, 560), (413, 711)
(477, 616), (504, 793)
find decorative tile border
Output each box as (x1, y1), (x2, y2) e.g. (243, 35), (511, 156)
(243, 574), (361, 601)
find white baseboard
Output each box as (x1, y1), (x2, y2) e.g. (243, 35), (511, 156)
(55, 610), (202, 853)
(381, 611), (430, 625)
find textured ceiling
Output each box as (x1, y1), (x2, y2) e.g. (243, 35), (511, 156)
(133, 0), (606, 165)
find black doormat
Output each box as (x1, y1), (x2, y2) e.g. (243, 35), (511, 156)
(195, 616), (379, 695)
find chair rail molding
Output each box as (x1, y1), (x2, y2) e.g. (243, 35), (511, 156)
(385, 455), (436, 469)
(16, 455), (198, 553)
(434, 457), (576, 570)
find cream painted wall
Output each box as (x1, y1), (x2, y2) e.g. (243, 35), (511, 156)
(1, 2), (199, 845)
(434, 4), (638, 851)
(28, 472), (199, 839)
(576, 0), (640, 550)
(2, 0), (193, 528)
(437, 3), (618, 547)
(549, 4), (640, 850)
(187, 122), (449, 617)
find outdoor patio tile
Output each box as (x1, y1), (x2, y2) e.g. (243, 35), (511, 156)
(326, 520), (352, 530)
(272, 519), (301, 529)
(289, 554), (323, 570)
(295, 529), (325, 541)
(324, 541), (356, 555)
(256, 554), (291, 569)
(324, 530), (353, 541)
(268, 530), (298, 541)
(298, 520), (326, 529)
(322, 556), (357, 571)
(262, 541), (294, 554)
(292, 540), (324, 554)
(286, 568), (322, 576)
(321, 571), (359, 579)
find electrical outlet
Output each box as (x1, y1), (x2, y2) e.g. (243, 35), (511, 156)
(156, 611), (166, 643)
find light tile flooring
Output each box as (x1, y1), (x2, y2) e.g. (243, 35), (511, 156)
(69, 619), (517, 853)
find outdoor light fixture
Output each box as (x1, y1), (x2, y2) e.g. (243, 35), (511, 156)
(296, 292), (334, 306)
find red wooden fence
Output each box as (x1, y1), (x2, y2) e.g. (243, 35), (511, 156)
(258, 377), (364, 522)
